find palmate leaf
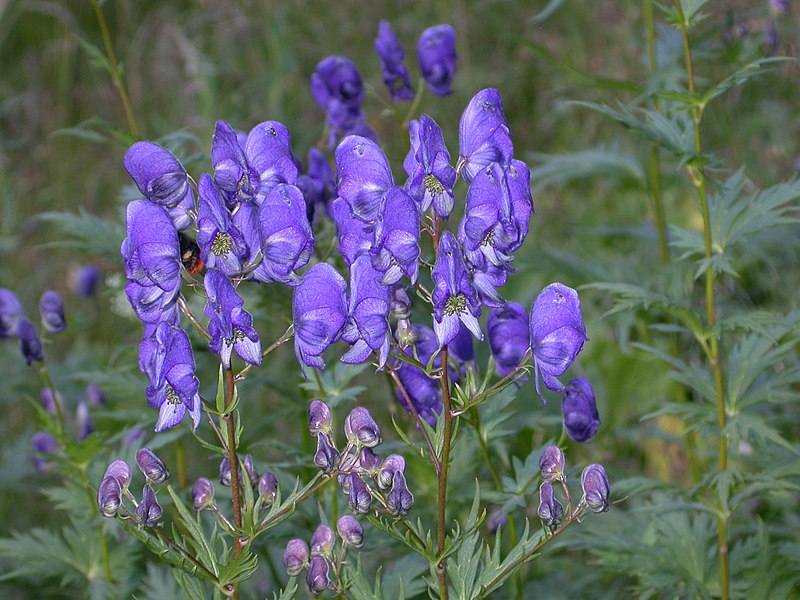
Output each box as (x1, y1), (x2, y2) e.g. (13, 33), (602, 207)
(701, 57), (797, 107)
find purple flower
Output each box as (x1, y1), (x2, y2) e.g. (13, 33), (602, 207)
(341, 256), (391, 368)
(74, 265), (100, 297)
(258, 472), (278, 505)
(457, 89), (514, 185)
(539, 445), (565, 483)
(192, 477), (215, 511)
(448, 322), (475, 364)
(308, 400), (332, 435)
(348, 474), (372, 513)
(306, 555), (330, 594)
(86, 383), (105, 407)
(76, 401), (94, 440)
(404, 115), (456, 217)
(431, 231), (482, 347)
(487, 302), (530, 377)
(314, 432), (340, 473)
(770, 0), (790, 15)
(370, 187), (420, 285)
(196, 174), (248, 276)
(345, 407), (381, 448)
(387, 470), (414, 515)
(40, 388), (61, 415)
(331, 197), (372, 267)
(470, 261), (509, 308)
(335, 136), (394, 222)
(529, 283), (587, 396)
(538, 482), (563, 527)
(97, 476), (122, 518)
(310, 524), (335, 557)
(242, 454), (258, 486)
(203, 270), (261, 368)
(284, 539), (309, 576)
(103, 460), (132, 489)
(297, 148), (335, 221)
(562, 377), (601, 442)
(219, 457), (232, 487)
(581, 464), (610, 513)
(336, 515), (364, 547)
(292, 263), (348, 373)
(417, 25), (457, 96)
(123, 141), (194, 230)
(378, 454), (406, 490)
(136, 448), (169, 484)
(375, 21), (414, 101)
(245, 121), (300, 200)
(137, 485), (163, 527)
(31, 431), (58, 473)
(0, 288), (23, 338)
(358, 447), (382, 475)
(18, 318), (43, 364)
(211, 120), (259, 205)
(311, 55), (364, 112)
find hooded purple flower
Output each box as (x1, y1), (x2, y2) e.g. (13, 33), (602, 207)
(404, 115), (457, 217)
(431, 231), (482, 347)
(562, 377), (601, 442)
(97, 476), (122, 518)
(284, 539), (309, 577)
(142, 322), (202, 432)
(306, 555), (331, 594)
(470, 260), (509, 308)
(293, 263), (348, 373)
(538, 482), (563, 527)
(529, 283), (587, 397)
(371, 186), (420, 285)
(38, 291), (65, 333)
(74, 265), (100, 297)
(375, 21), (414, 101)
(331, 197), (372, 266)
(244, 121), (299, 200)
(581, 464), (610, 513)
(387, 470), (414, 515)
(137, 485), (163, 527)
(123, 141), (194, 230)
(337, 515), (364, 548)
(335, 135), (394, 222)
(487, 302), (530, 377)
(18, 318), (43, 364)
(417, 25), (457, 96)
(0, 288), (23, 338)
(311, 55), (364, 112)
(297, 148), (335, 222)
(136, 448), (170, 484)
(341, 256), (391, 368)
(211, 120), (259, 205)
(457, 89), (514, 184)
(204, 270), (261, 368)
(196, 174), (248, 276)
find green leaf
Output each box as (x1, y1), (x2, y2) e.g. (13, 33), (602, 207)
(529, 146), (645, 188)
(271, 577), (298, 600)
(38, 209), (126, 261)
(165, 485), (219, 577)
(701, 57), (797, 107)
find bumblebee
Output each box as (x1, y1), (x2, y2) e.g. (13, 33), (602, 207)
(178, 232), (204, 275)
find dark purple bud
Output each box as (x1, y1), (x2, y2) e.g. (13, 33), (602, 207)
(258, 472), (278, 505)
(308, 400), (332, 436)
(192, 477), (216, 511)
(306, 555), (330, 595)
(104, 460), (132, 490)
(457, 89), (514, 184)
(348, 474), (372, 514)
(18, 318), (43, 364)
(487, 509), (508, 534)
(242, 454), (258, 487)
(529, 283), (588, 397)
(344, 407), (381, 448)
(76, 401), (93, 440)
(358, 448), (382, 475)
(336, 515), (364, 548)
(219, 457), (232, 487)
(487, 302), (530, 378)
(314, 432), (340, 473)
(310, 524), (335, 557)
(0, 288), (23, 338)
(39, 291), (66, 333)
(283, 538), (309, 576)
(581, 464), (610, 513)
(86, 383), (105, 407)
(136, 448), (169, 484)
(337, 473), (351, 495)
(539, 446), (565, 483)
(97, 475), (122, 517)
(74, 265), (100, 297)
(562, 377), (601, 442)
(537, 482), (563, 527)
(31, 431), (58, 473)
(417, 25), (457, 96)
(390, 286), (412, 320)
(311, 55), (364, 113)
(377, 454), (406, 490)
(387, 470), (414, 516)
(375, 20), (414, 102)
(137, 484), (163, 527)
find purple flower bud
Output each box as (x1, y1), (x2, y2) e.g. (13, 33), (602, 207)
(487, 302), (530, 378)
(371, 186), (420, 285)
(242, 454), (258, 487)
(124, 142), (192, 208)
(31, 431), (58, 473)
(358, 448), (382, 475)
(529, 283), (588, 397)
(76, 401), (93, 440)
(306, 555), (331, 595)
(283, 538), (309, 576)
(417, 25), (457, 96)
(344, 407), (381, 448)
(258, 472), (278, 505)
(581, 464), (610, 513)
(487, 509), (508, 534)
(137, 484), (163, 527)
(74, 265), (100, 297)
(537, 482), (563, 527)
(337, 473), (351, 495)
(18, 318), (43, 365)
(103, 460), (131, 490)
(86, 383), (105, 407)
(136, 448), (169, 484)
(336, 515), (364, 548)
(348, 474), (372, 514)
(97, 475), (122, 517)
(310, 524), (335, 557)
(0, 288), (23, 338)
(539, 446), (565, 483)
(39, 291), (66, 333)
(40, 388), (62, 415)
(390, 286), (412, 320)
(387, 470), (414, 516)
(377, 454), (406, 490)
(192, 477), (215, 511)
(562, 377), (601, 442)
(219, 457), (232, 487)
(314, 432), (340, 473)
(375, 20), (414, 102)
(308, 400), (332, 436)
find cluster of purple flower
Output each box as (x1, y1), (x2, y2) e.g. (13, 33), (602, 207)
(96, 448), (168, 527)
(1, 288), (66, 364)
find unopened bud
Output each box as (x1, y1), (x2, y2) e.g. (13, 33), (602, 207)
(97, 476), (122, 517)
(135, 448), (169, 484)
(395, 319), (418, 347)
(344, 407), (381, 448)
(314, 433), (340, 473)
(390, 287), (412, 320)
(537, 482), (563, 527)
(258, 472), (278, 506)
(336, 515), (364, 548)
(242, 454), (258, 486)
(487, 509), (508, 534)
(39, 291), (66, 333)
(580, 464), (610, 513)
(539, 445), (565, 483)
(137, 485), (163, 527)
(103, 459), (132, 490)
(378, 454), (405, 490)
(306, 555), (330, 595)
(219, 457), (232, 487)
(387, 470), (413, 516)
(348, 474), (372, 514)
(310, 524), (335, 557)
(76, 401), (94, 440)
(358, 447), (382, 475)
(283, 538), (309, 576)
(192, 477), (215, 511)
(308, 399), (332, 435)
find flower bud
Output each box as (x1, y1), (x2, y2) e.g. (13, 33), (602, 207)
(344, 407), (381, 448)
(192, 477), (215, 511)
(308, 399), (332, 436)
(581, 464), (610, 513)
(135, 448), (169, 484)
(219, 457), (235, 486)
(283, 538), (309, 576)
(390, 286), (412, 320)
(336, 515), (364, 548)
(86, 383), (105, 407)
(387, 470), (414, 516)
(76, 401), (94, 440)
(40, 388), (62, 415)
(537, 483), (563, 527)
(97, 475), (122, 517)
(74, 264), (100, 297)
(258, 472), (278, 505)
(358, 448), (382, 476)
(137, 485), (163, 527)
(0, 288), (23, 338)
(314, 432), (340, 473)
(562, 377), (601, 442)
(487, 509), (508, 534)
(310, 524), (335, 557)
(306, 555), (330, 595)
(348, 474), (372, 514)
(103, 460), (132, 490)
(31, 431), (58, 472)
(18, 318), (43, 365)
(378, 454), (405, 490)
(39, 290), (66, 333)
(242, 454), (258, 486)
(539, 445), (565, 483)
(395, 319), (418, 347)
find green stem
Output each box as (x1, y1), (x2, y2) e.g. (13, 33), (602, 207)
(401, 78), (426, 128)
(255, 473), (333, 535)
(388, 369), (440, 472)
(222, 367), (243, 600)
(673, 4), (728, 598)
(436, 347), (453, 600)
(39, 362), (65, 438)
